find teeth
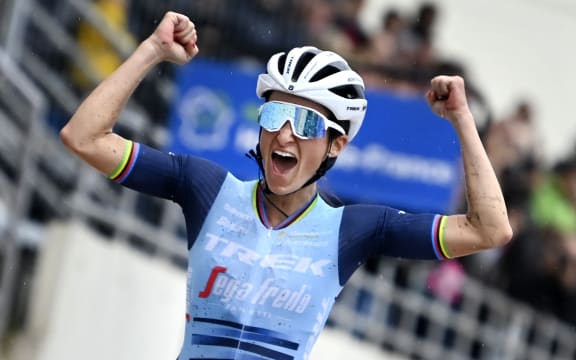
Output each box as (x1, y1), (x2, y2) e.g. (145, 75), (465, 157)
(274, 150), (295, 158)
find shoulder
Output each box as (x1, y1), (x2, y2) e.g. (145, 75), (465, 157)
(342, 203), (394, 219)
(339, 203), (393, 234)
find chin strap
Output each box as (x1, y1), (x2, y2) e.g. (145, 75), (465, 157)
(301, 156), (336, 188)
(245, 146), (265, 174)
(245, 143), (337, 195)
(245, 145), (271, 193)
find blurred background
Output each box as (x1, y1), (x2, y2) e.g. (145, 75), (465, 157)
(1, 0), (576, 359)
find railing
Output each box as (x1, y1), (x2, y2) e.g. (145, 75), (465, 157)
(330, 259), (576, 359)
(0, 0), (575, 359)
(0, 48), (47, 347)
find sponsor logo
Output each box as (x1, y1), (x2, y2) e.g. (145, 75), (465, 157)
(276, 231), (324, 239)
(216, 216), (249, 235)
(199, 267), (313, 314)
(204, 234), (331, 276)
(176, 87), (233, 151)
(224, 304), (272, 319)
(336, 144), (457, 186)
(276, 231), (331, 247)
(285, 56), (294, 74)
(224, 203), (252, 221)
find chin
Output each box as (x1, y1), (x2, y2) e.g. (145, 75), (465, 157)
(264, 174), (306, 195)
(265, 182), (294, 196)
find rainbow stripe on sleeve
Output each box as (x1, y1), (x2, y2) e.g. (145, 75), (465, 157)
(108, 140), (140, 183)
(431, 215), (451, 260)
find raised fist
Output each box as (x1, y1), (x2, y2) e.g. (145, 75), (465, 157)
(148, 11), (199, 64)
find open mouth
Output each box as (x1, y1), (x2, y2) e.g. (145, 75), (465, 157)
(271, 150), (298, 174)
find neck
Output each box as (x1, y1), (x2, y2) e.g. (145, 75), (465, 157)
(260, 182), (317, 227)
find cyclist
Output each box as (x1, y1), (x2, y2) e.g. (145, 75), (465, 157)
(60, 11), (512, 360)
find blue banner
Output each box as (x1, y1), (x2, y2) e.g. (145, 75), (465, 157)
(167, 60), (462, 213)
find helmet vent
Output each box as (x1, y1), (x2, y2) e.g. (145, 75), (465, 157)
(309, 65), (340, 82)
(329, 85), (365, 99)
(277, 54), (287, 74)
(291, 52), (317, 82)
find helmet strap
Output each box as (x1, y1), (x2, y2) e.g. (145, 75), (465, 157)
(300, 141), (336, 189)
(245, 143), (272, 194)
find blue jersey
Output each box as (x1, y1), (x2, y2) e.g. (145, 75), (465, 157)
(115, 143), (447, 360)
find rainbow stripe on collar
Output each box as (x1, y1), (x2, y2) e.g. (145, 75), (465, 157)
(252, 182), (318, 230)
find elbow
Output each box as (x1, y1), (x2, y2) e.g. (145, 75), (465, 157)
(489, 223), (514, 249)
(503, 224), (514, 245)
(60, 123), (87, 155)
(59, 124), (74, 149)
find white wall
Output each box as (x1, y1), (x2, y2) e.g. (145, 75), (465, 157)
(24, 222), (405, 360)
(360, 0), (576, 163)
(28, 222), (187, 360)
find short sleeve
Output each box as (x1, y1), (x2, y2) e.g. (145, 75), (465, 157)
(338, 204), (446, 285)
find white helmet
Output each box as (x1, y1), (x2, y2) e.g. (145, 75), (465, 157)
(256, 46), (367, 141)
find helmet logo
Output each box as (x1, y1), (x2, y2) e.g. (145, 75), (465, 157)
(288, 85), (294, 91)
(286, 56), (294, 75)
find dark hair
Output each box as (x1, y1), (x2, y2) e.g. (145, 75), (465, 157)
(328, 124), (350, 142)
(327, 113), (350, 141)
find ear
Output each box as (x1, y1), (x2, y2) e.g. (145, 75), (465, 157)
(328, 135), (349, 157)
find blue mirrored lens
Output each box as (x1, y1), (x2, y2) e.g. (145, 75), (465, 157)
(258, 102), (327, 139)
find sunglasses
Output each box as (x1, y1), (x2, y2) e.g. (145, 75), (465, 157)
(258, 101), (346, 140)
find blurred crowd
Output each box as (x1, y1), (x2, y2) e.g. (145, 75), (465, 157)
(426, 96), (576, 327)
(66, 0), (487, 131)
(472, 103), (576, 327)
(40, 0), (576, 328)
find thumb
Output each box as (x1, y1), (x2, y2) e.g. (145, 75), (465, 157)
(184, 42), (199, 59)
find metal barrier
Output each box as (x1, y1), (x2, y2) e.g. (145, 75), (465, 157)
(0, 0), (574, 358)
(0, 48), (47, 347)
(330, 259), (576, 360)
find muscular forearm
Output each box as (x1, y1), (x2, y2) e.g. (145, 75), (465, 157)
(61, 12), (197, 175)
(425, 76), (513, 256)
(61, 40), (161, 149)
(60, 40), (162, 173)
(455, 113), (512, 247)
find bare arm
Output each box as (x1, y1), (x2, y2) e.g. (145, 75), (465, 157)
(425, 76), (513, 257)
(60, 11), (199, 175)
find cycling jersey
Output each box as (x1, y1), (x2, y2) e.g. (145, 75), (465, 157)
(115, 142), (448, 360)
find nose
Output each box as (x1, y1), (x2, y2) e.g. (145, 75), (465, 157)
(276, 121), (295, 143)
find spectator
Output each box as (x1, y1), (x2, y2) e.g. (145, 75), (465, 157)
(298, 0), (351, 54)
(398, 2), (439, 66)
(495, 225), (575, 323)
(368, 8), (405, 66)
(202, 0), (308, 63)
(531, 153), (576, 236)
(484, 100), (541, 179)
(332, 0), (371, 62)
